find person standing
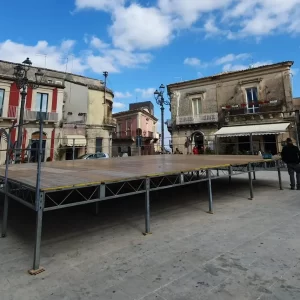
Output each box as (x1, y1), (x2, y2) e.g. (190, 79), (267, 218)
(281, 138), (300, 190)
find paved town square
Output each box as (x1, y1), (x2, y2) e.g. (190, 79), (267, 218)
(1, 170), (300, 300)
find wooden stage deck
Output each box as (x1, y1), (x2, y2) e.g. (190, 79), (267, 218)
(0, 155), (271, 192)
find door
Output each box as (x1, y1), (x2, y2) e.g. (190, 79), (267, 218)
(30, 140), (46, 162)
(96, 138), (102, 153)
(264, 135), (277, 155)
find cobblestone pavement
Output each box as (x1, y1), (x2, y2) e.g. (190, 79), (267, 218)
(1, 171), (300, 300)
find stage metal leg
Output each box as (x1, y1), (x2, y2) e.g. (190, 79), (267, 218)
(276, 160), (283, 190)
(143, 178), (151, 235)
(252, 165), (256, 180)
(217, 169), (219, 177)
(206, 169), (213, 214)
(29, 192), (45, 275)
(228, 166), (232, 183)
(2, 133), (10, 238)
(247, 163), (254, 200)
(95, 184), (105, 215)
(1, 193), (8, 238)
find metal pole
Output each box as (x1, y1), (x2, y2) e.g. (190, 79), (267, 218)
(215, 135), (219, 155)
(103, 71), (108, 105)
(15, 87), (27, 164)
(250, 133), (254, 155)
(143, 178), (151, 235)
(1, 129), (11, 237)
(228, 166), (232, 183)
(247, 163), (254, 200)
(29, 104), (45, 274)
(276, 160), (283, 190)
(206, 169), (213, 214)
(252, 165), (256, 180)
(29, 192), (45, 274)
(161, 105), (165, 153)
(72, 138), (75, 160)
(96, 184), (105, 215)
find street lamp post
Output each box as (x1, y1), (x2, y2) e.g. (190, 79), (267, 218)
(13, 58), (43, 163)
(154, 84), (171, 153)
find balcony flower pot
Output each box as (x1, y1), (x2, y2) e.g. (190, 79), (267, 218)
(258, 101), (264, 105)
(264, 100), (269, 104)
(225, 105), (231, 109)
(241, 103), (247, 108)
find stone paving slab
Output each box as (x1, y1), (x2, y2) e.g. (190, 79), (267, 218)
(1, 171), (300, 299)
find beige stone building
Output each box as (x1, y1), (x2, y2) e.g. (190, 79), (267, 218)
(167, 61), (296, 155)
(0, 59), (115, 163)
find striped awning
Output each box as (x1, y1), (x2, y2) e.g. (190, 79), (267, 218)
(215, 123), (290, 137)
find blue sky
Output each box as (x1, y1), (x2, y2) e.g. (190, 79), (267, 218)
(0, 0), (300, 137)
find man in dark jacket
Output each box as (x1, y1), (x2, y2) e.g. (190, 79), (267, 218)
(281, 138), (300, 190)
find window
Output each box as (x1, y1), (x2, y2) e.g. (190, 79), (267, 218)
(192, 98), (202, 115)
(36, 93), (48, 112)
(246, 87), (258, 113)
(126, 119), (131, 135)
(0, 89), (4, 117)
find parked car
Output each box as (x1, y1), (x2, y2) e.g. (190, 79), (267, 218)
(78, 152), (109, 159)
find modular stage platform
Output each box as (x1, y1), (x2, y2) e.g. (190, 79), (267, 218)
(0, 155), (283, 274)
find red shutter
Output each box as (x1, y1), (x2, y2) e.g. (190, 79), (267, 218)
(51, 88), (58, 112)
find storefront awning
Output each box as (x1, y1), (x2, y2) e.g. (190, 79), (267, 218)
(62, 135), (86, 146)
(215, 123), (290, 137)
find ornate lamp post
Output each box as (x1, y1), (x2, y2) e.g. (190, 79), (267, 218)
(154, 84), (171, 153)
(13, 58), (44, 163)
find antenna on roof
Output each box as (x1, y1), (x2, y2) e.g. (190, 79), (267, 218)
(65, 56), (69, 73)
(175, 77), (183, 82)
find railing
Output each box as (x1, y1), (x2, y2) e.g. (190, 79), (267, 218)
(24, 110), (59, 122)
(112, 130), (136, 139)
(176, 113), (218, 125)
(103, 117), (117, 126)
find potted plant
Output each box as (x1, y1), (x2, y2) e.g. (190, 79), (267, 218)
(241, 103), (247, 108)
(264, 100), (269, 104)
(225, 105), (231, 109)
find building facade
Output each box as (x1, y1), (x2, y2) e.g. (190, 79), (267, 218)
(112, 105), (158, 156)
(0, 60), (115, 164)
(167, 61), (296, 155)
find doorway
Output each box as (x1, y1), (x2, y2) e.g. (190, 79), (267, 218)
(30, 132), (47, 162)
(192, 131), (204, 153)
(264, 135), (277, 155)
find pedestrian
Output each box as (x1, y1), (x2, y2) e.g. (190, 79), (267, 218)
(193, 146), (199, 155)
(281, 138), (300, 190)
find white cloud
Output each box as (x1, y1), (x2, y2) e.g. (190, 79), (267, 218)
(215, 53), (251, 65)
(222, 61), (273, 72)
(0, 37), (153, 75)
(90, 36), (110, 49)
(109, 4), (173, 51)
(75, 0), (300, 51)
(135, 88), (156, 98)
(114, 91), (132, 98)
(0, 39), (87, 73)
(113, 101), (126, 109)
(75, 0), (124, 11)
(184, 57), (201, 66)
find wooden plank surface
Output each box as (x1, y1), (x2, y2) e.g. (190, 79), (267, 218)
(0, 155), (272, 191)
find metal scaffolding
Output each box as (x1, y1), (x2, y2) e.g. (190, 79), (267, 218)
(0, 156), (282, 274)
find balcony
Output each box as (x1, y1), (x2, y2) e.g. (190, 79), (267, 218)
(148, 131), (153, 138)
(103, 117), (117, 127)
(112, 130), (135, 139)
(176, 113), (218, 125)
(24, 110), (59, 122)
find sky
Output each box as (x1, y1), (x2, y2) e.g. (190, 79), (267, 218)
(0, 0), (300, 140)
